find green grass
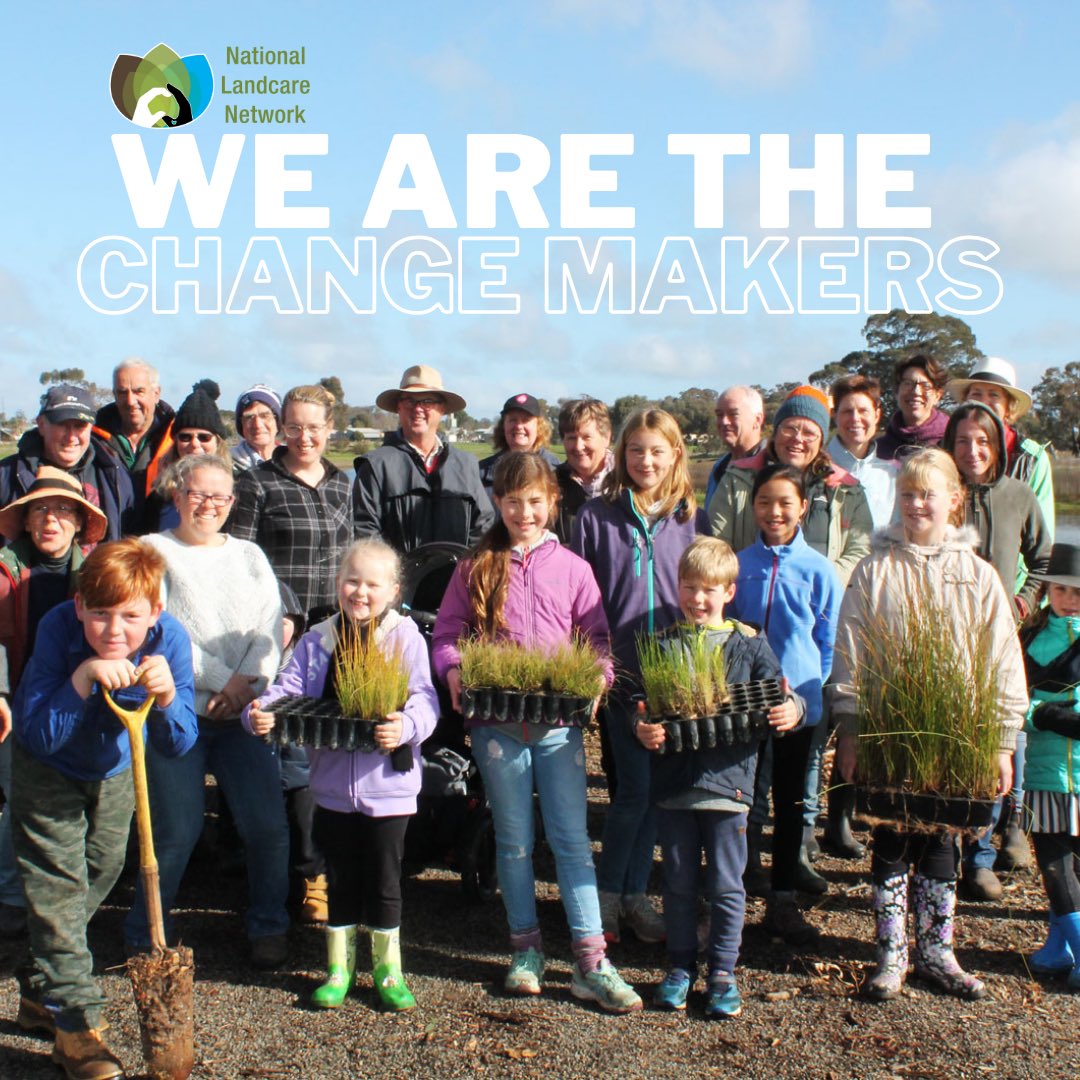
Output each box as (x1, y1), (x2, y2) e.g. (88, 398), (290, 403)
(638, 628), (728, 718)
(333, 628), (410, 720)
(459, 636), (606, 698)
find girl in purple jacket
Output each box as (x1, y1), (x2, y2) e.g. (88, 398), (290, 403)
(433, 452), (641, 1013)
(572, 409), (709, 945)
(246, 538), (438, 1012)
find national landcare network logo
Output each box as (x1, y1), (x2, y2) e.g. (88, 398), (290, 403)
(111, 43), (213, 128)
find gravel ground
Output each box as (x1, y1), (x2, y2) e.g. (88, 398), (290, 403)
(3, 739), (1080, 1080)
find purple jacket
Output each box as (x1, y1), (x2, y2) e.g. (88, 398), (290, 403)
(875, 407), (950, 463)
(242, 610), (438, 816)
(572, 492), (709, 685)
(432, 536), (614, 719)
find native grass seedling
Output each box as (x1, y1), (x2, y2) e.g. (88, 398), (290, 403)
(458, 636), (607, 699)
(854, 588), (1002, 800)
(638, 628), (729, 719)
(333, 628), (410, 720)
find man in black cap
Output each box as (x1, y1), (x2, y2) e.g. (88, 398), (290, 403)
(0, 385), (134, 546)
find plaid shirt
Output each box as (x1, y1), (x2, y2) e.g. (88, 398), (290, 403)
(229, 448), (353, 618)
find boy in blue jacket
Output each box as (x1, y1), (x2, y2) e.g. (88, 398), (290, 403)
(636, 537), (802, 1019)
(10, 538), (197, 1080)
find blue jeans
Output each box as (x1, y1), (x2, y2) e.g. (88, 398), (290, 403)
(596, 697), (657, 896)
(658, 807), (746, 977)
(0, 737), (26, 907)
(125, 720), (289, 947)
(473, 724), (602, 941)
(802, 717), (830, 828)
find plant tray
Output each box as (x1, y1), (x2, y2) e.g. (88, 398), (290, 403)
(855, 788), (996, 832)
(460, 687), (597, 728)
(263, 694), (380, 751)
(648, 678), (785, 754)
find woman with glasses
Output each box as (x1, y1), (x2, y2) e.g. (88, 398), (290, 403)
(147, 380), (234, 532)
(875, 355), (952, 463)
(232, 384), (282, 471)
(124, 453), (293, 969)
(230, 384), (353, 622)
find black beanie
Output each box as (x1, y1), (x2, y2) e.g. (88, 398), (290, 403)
(174, 379), (227, 439)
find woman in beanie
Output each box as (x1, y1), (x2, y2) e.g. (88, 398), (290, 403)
(147, 380), (234, 532)
(707, 385), (873, 898)
(232, 384), (282, 471)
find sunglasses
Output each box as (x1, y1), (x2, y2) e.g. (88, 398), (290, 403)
(176, 431), (216, 445)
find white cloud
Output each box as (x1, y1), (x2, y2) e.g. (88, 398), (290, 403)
(417, 44), (494, 96)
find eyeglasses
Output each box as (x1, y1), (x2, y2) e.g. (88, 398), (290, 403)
(400, 396), (445, 411)
(899, 378), (936, 392)
(176, 431), (216, 445)
(183, 489), (234, 508)
(242, 410), (276, 426)
(27, 501), (82, 521)
(283, 423), (329, 438)
(777, 424), (821, 441)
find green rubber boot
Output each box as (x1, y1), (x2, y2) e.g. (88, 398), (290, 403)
(310, 925), (357, 1009)
(371, 927), (417, 1011)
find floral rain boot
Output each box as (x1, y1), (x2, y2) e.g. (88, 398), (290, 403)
(310, 925), (357, 1009)
(371, 927), (417, 1011)
(911, 874), (985, 999)
(866, 873), (909, 1001)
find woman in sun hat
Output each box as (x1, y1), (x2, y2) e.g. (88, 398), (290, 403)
(0, 466), (108, 940)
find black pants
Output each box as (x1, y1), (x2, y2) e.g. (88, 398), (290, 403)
(1032, 832), (1080, 915)
(313, 808), (409, 929)
(870, 825), (959, 884)
(285, 786), (325, 881)
(768, 726), (813, 892)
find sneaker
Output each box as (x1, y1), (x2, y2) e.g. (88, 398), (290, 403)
(621, 893), (666, 944)
(653, 968), (691, 1011)
(764, 895), (820, 946)
(599, 890), (622, 944)
(705, 980), (742, 1019)
(251, 933), (289, 970)
(504, 948), (544, 996)
(571, 959), (643, 1013)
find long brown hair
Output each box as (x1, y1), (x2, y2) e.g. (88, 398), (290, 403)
(602, 408), (695, 523)
(467, 452), (560, 637)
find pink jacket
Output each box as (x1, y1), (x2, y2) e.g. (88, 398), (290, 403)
(431, 535), (614, 697)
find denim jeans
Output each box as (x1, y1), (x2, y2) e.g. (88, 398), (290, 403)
(473, 723), (602, 941)
(0, 737), (26, 907)
(657, 807), (746, 977)
(802, 717), (831, 828)
(596, 696), (657, 896)
(125, 720), (289, 947)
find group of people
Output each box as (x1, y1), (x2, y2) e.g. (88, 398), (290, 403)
(0, 348), (1075, 1079)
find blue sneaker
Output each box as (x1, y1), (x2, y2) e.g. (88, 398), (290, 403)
(705, 980), (741, 1019)
(653, 968), (691, 1011)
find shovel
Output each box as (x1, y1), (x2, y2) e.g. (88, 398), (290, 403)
(104, 686), (195, 1080)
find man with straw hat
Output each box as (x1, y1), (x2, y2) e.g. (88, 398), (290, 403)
(0, 469), (110, 943)
(353, 365), (493, 553)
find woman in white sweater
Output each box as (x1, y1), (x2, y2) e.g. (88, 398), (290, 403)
(123, 455), (291, 970)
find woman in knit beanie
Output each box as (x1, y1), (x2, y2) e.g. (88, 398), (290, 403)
(233, 384), (282, 471)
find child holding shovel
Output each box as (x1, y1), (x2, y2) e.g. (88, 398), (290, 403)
(9, 537), (197, 1080)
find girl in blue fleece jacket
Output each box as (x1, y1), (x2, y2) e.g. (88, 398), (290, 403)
(730, 464), (841, 945)
(572, 408), (708, 945)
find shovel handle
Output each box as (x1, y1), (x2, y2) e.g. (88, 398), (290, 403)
(103, 687), (168, 954)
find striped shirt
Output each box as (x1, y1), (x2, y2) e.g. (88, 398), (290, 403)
(229, 447), (353, 619)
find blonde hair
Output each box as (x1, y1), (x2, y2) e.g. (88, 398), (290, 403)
(337, 538), (402, 588)
(603, 408), (695, 523)
(283, 385), (336, 425)
(154, 439), (232, 499)
(897, 448), (965, 528)
(678, 536), (739, 588)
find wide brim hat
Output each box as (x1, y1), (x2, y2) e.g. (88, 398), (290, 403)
(0, 465), (108, 546)
(946, 356), (1031, 419)
(375, 364), (466, 414)
(1031, 544), (1080, 590)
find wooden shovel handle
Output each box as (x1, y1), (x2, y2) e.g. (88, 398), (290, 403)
(103, 688), (168, 954)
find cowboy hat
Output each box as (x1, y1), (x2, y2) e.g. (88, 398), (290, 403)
(375, 365), (466, 414)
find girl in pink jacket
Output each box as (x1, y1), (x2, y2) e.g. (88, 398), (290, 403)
(433, 452), (641, 1013)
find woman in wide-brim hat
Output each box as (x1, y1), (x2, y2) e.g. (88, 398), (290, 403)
(0, 467), (109, 935)
(947, 356), (1054, 542)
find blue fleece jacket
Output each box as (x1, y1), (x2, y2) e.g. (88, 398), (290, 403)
(729, 528), (841, 728)
(13, 603), (198, 781)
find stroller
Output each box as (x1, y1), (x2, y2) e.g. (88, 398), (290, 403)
(399, 542), (497, 902)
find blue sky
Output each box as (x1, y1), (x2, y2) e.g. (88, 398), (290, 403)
(3, 1), (1079, 420)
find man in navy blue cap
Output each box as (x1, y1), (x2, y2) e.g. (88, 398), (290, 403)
(0, 385), (134, 547)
